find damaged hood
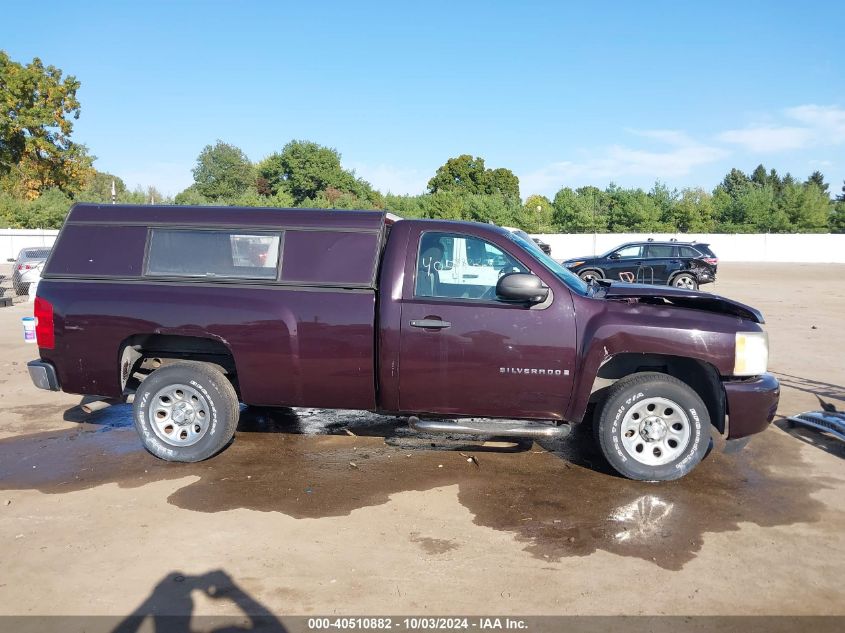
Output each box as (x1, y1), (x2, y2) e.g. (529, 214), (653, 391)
(597, 282), (765, 323)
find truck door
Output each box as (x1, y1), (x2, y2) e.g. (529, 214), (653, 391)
(398, 229), (577, 420)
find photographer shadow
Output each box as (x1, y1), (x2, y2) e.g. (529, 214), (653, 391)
(112, 570), (286, 633)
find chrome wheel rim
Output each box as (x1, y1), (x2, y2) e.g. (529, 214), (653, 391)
(149, 383), (211, 447)
(620, 397), (691, 466)
(580, 271), (599, 282)
(674, 276), (695, 289)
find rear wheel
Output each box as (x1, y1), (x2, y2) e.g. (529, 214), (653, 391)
(133, 362), (239, 462)
(672, 273), (698, 290)
(595, 372), (711, 481)
(578, 269), (602, 283)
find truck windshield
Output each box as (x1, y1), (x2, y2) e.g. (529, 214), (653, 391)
(504, 232), (590, 296)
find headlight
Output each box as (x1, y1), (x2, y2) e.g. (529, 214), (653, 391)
(734, 332), (769, 376)
(566, 261), (585, 268)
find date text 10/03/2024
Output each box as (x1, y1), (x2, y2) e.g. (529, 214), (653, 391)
(307, 617), (528, 630)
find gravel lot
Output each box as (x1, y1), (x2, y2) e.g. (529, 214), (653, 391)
(0, 262), (843, 619)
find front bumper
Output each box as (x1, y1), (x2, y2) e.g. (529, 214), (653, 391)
(28, 360), (61, 391)
(723, 372), (780, 439)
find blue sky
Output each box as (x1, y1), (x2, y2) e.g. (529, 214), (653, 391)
(2, 0), (843, 198)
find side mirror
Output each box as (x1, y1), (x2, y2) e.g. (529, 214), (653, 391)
(496, 273), (549, 303)
(609, 253), (620, 260)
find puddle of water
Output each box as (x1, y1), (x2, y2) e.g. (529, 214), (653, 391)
(0, 404), (834, 570)
(409, 532), (460, 555)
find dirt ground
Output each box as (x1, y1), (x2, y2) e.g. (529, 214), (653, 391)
(0, 263), (843, 620)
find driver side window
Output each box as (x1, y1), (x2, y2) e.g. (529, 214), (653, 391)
(614, 245), (643, 259)
(415, 232), (528, 300)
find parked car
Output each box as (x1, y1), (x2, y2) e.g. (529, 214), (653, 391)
(12, 247), (51, 295)
(28, 204), (777, 481)
(502, 227), (552, 255)
(562, 240), (718, 289)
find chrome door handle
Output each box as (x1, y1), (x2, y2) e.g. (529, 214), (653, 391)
(410, 319), (451, 329)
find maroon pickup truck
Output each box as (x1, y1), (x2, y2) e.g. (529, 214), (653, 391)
(27, 204), (779, 480)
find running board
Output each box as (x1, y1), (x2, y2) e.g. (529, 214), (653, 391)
(408, 416), (571, 439)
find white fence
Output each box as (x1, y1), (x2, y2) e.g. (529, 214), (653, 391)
(2, 228), (844, 264)
(1, 229), (59, 262)
(535, 233), (845, 263)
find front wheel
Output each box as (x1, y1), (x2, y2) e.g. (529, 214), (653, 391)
(595, 372), (711, 481)
(672, 273), (698, 290)
(578, 269), (602, 283)
(133, 362), (240, 462)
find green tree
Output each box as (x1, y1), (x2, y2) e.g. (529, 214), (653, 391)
(521, 194), (554, 232)
(486, 167), (520, 198)
(721, 168), (751, 198)
(649, 181), (678, 230)
(552, 187), (599, 232)
(774, 180), (830, 232)
(832, 177), (845, 232)
(427, 155), (488, 194)
(0, 51), (94, 199)
(192, 140), (254, 200)
(768, 168), (783, 194)
(741, 184), (789, 232)
(672, 188), (715, 232)
(418, 190), (467, 220)
(458, 192), (521, 226)
(76, 171), (127, 202)
(777, 181), (804, 230)
(831, 201), (845, 233)
(805, 170), (829, 195)
(794, 183), (831, 232)
(174, 184), (209, 206)
(0, 187), (71, 228)
(713, 166), (761, 231)
(427, 155), (519, 198)
(302, 186), (379, 210)
(257, 140), (374, 205)
(751, 164), (768, 187)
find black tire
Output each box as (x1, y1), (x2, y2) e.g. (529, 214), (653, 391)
(578, 269), (603, 283)
(595, 372), (711, 481)
(671, 273), (698, 290)
(133, 362), (240, 462)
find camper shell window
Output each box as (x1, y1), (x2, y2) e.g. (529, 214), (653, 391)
(146, 229), (281, 280)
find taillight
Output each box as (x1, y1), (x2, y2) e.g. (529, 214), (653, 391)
(34, 297), (55, 349)
(704, 258), (718, 265)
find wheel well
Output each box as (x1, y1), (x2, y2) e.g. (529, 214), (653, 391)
(580, 267), (604, 278)
(118, 334), (239, 396)
(591, 353), (725, 433)
(669, 270), (696, 282)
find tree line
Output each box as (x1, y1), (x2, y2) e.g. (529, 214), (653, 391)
(2, 50), (844, 233)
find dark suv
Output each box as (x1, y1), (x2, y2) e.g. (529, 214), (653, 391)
(562, 240), (718, 289)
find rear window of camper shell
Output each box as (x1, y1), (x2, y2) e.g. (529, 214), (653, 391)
(146, 229), (281, 280)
